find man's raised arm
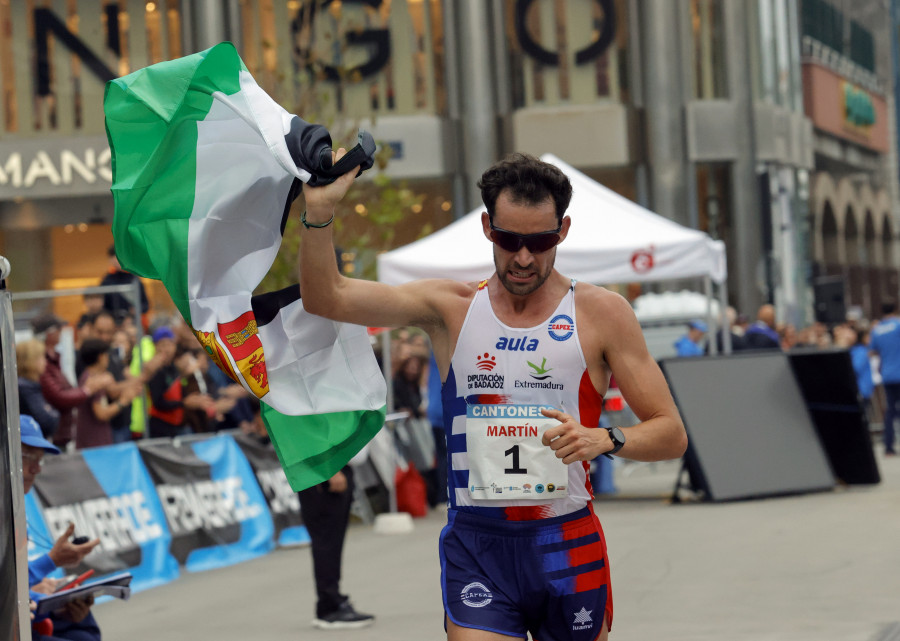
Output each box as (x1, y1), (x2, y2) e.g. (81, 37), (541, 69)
(299, 148), (445, 330)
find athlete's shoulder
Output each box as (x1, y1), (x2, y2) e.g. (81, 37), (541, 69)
(573, 283), (635, 318)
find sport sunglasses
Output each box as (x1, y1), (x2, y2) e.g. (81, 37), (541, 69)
(489, 222), (562, 254)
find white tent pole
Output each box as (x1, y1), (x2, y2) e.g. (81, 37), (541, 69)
(720, 279), (732, 354)
(704, 276), (717, 355)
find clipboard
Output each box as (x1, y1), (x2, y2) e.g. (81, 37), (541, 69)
(34, 572), (133, 616)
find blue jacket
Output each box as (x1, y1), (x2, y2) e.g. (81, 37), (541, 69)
(871, 317), (900, 384)
(28, 552), (57, 618)
(850, 344), (874, 400)
(674, 335), (704, 357)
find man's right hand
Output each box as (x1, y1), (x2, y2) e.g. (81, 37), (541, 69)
(30, 577), (61, 595)
(47, 523), (100, 568)
(301, 147), (359, 225)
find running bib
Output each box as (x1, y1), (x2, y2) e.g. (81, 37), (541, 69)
(466, 404), (569, 500)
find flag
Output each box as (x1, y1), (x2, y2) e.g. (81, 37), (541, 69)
(104, 42), (386, 491)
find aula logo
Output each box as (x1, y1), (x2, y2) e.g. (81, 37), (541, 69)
(548, 314), (574, 341)
(496, 336), (539, 351)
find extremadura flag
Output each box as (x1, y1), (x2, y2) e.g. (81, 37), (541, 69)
(103, 42), (386, 491)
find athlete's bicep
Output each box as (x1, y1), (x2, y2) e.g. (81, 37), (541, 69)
(600, 298), (678, 422)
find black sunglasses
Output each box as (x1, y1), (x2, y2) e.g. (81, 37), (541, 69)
(489, 222), (562, 254)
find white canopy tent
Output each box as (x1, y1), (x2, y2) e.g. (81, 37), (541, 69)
(378, 154), (727, 307)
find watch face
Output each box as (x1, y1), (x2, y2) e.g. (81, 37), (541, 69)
(610, 427), (625, 445)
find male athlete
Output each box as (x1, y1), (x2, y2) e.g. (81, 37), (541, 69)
(299, 152), (687, 640)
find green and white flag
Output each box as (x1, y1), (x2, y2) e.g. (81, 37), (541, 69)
(104, 42), (385, 491)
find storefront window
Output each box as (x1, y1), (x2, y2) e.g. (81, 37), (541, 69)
(690, 0), (727, 100)
(505, 0), (628, 108)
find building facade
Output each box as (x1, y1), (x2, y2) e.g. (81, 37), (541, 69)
(0, 0), (896, 324)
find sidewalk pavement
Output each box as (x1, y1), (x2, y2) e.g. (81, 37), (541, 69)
(96, 452), (900, 641)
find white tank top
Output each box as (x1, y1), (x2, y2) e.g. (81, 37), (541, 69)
(441, 279), (604, 520)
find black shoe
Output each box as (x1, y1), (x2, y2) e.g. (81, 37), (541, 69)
(312, 601), (375, 630)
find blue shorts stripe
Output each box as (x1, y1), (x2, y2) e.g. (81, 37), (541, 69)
(536, 532), (601, 554)
(544, 558), (606, 582)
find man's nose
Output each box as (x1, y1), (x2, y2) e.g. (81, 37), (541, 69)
(513, 246), (535, 266)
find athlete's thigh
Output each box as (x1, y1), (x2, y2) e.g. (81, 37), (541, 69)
(447, 615), (525, 641)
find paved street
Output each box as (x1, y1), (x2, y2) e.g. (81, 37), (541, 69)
(96, 453), (900, 641)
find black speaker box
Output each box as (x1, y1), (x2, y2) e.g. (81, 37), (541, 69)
(814, 276), (846, 325)
(787, 348), (880, 485)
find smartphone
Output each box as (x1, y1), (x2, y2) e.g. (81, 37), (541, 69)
(56, 569), (95, 592)
(54, 575), (78, 592)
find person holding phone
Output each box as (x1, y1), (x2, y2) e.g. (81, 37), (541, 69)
(20, 414), (103, 641)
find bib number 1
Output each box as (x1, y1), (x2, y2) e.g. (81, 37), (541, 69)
(504, 445), (527, 475)
(466, 404), (569, 500)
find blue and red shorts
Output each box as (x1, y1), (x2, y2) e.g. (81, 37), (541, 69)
(440, 507), (613, 640)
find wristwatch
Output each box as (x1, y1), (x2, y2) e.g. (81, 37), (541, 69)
(603, 426), (626, 459)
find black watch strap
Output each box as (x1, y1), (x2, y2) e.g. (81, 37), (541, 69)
(603, 426), (626, 460)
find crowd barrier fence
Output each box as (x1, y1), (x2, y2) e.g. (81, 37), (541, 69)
(25, 432), (311, 593)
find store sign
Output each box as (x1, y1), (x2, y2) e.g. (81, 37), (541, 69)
(0, 137), (112, 199)
(802, 62), (888, 153)
(35, 7), (119, 97)
(291, 0), (391, 82)
(514, 0), (616, 65)
(843, 82), (875, 129)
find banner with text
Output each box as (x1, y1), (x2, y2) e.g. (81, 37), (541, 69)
(29, 443), (179, 592)
(233, 433), (310, 546)
(137, 435), (275, 572)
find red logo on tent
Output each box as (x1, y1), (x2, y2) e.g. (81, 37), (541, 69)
(631, 247), (655, 274)
(476, 353), (497, 371)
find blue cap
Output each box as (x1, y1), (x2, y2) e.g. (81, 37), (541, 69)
(152, 326), (175, 343)
(19, 415), (60, 454)
(689, 320), (708, 332)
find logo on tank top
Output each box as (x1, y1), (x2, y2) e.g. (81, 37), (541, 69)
(573, 607), (594, 631)
(547, 314), (574, 341)
(476, 353), (497, 370)
(495, 336), (539, 351)
(461, 582), (493, 608)
(468, 353), (504, 389)
(515, 356), (564, 390)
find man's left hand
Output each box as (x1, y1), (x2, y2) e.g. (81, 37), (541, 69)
(328, 470), (348, 493)
(540, 408), (609, 464)
(61, 596), (93, 623)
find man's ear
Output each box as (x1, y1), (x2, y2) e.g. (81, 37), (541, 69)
(558, 215), (571, 241)
(481, 212), (492, 241)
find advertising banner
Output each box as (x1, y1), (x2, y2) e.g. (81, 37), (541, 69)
(233, 432), (310, 546)
(29, 443), (178, 592)
(138, 435), (274, 572)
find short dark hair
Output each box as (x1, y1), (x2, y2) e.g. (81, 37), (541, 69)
(80, 338), (110, 367)
(92, 309), (116, 326)
(883, 302), (897, 316)
(478, 153), (573, 225)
